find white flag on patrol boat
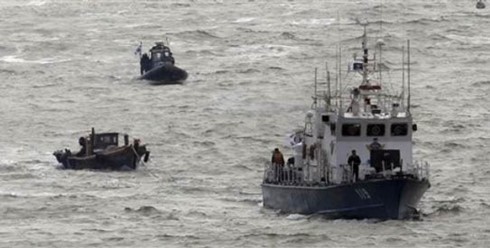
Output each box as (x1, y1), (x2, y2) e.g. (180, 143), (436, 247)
(285, 132), (303, 147)
(134, 41), (142, 57)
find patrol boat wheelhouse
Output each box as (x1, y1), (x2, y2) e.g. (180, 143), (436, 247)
(262, 26), (430, 219)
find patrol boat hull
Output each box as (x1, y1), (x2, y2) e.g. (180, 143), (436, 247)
(140, 64), (188, 85)
(262, 178), (430, 219)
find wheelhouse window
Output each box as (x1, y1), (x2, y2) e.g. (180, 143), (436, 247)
(342, 124), (361, 136)
(391, 123), (408, 136)
(367, 124), (385, 136)
(94, 134), (119, 149)
(152, 53), (161, 60)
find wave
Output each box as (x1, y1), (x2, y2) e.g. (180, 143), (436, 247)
(0, 192), (23, 199)
(286, 213), (309, 220)
(480, 202), (490, 209)
(184, 49), (221, 57)
(25, 0), (50, 7)
(213, 69), (230, 74)
(442, 140), (471, 149)
(155, 233), (199, 240)
(192, 140), (215, 147)
(219, 196), (261, 206)
(0, 68), (16, 75)
(235, 27), (269, 34)
(427, 33), (452, 42)
(124, 206), (161, 216)
(241, 231), (316, 240)
(227, 44), (299, 59)
(234, 17), (255, 23)
(172, 30), (221, 40)
(350, 14), (447, 27)
(403, 16), (448, 25)
(186, 210), (208, 218)
(231, 164), (254, 171)
(179, 185), (212, 194)
(170, 3), (191, 8)
(472, 81), (490, 87)
(236, 68), (260, 74)
(425, 203), (464, 217)
(289, 18), (335, 26)
(268, 66), (284, 70)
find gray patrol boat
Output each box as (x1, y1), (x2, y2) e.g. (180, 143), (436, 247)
(262, 25), (430, 220)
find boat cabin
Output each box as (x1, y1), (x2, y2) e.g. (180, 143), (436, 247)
(316, 110), (416, 183)
(149, 42), (175, 65)
(93, 132), (120, 150)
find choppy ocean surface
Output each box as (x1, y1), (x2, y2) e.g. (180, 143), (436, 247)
(0, 0), (489, 247)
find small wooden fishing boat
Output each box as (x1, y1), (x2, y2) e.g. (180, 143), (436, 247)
(53, 128), (150, 171)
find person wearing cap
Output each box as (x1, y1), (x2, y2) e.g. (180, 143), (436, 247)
(76, 136), (87, 157)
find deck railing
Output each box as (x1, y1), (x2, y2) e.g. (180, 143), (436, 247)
(263, 163), (305, 185)
(263, 160), (430, 185)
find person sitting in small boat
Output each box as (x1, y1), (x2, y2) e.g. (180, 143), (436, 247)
(140, 53), (151, 75)
(76, 136), (87, 157)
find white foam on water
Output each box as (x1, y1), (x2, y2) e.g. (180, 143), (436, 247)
(286, 213), (309, 220)
(0, 55), (70, 64)
(26, 0), (49, 6)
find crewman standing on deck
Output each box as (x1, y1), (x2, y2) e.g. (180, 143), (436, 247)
(271, 148), (285, 166)
(348, 150), (361, 181)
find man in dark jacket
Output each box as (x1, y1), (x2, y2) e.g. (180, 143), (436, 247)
(140, 53), (151, 75)
(76, 136), (87, 157)
(348, 150), (361, 181)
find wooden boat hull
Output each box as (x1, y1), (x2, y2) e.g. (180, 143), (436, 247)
(54, 145), (149, 171)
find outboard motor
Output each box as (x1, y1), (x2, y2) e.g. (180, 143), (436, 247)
(53, 149), (71, 169)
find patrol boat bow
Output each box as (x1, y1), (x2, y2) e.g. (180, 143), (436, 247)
(262, 26), (430, 220)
